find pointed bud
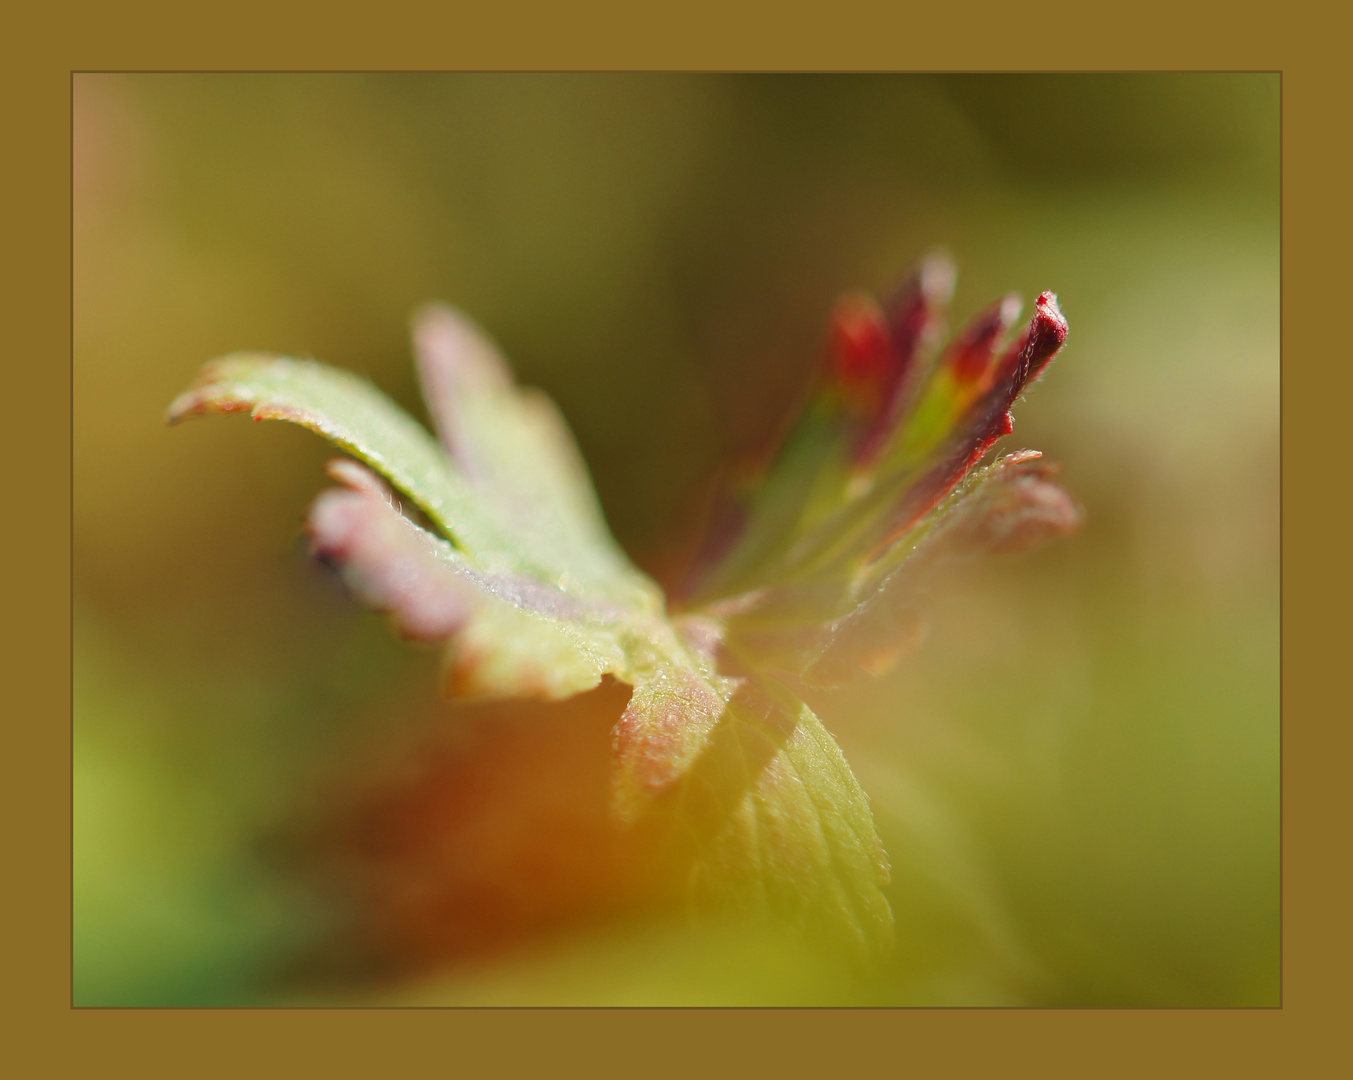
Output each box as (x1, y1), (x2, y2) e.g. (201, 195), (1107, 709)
(949, 293), (1022, 384)
(851, 252), (957, 467)
(883, 250), (955, 362)
(828, 292), (893, 400)
(996, 291), (1068, 395)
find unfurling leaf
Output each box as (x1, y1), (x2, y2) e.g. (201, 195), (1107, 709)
(168, 258), (1077, 957)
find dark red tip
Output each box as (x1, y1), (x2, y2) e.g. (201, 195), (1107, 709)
(1017, 292), (1068, 388)
(845, 252), (956, 466)
(829, 294), (893, 391)
(949, 293), (1022, 384)
(883, 251), (955, 359)
(992, 290), (1068, 396)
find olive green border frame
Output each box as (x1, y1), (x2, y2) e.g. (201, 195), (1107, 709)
(10, 1), (1341, 1074)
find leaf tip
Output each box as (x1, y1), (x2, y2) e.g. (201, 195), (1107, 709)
(949, 293), (1024, 385)
(411, 301), (513, 393)
(165, 354), (279, 425)
(917, 248), (958, 306)
(1015, 290), (1069, 389)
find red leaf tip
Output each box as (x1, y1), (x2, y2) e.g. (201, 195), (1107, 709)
(949, 292), (1023, 384)
(829, 293), (892, 390)
(998, 290), (1068, 395)
(1023, 291), (1068, 384)
(1034, 291), (1067, 342)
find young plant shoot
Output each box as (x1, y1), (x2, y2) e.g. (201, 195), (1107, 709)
(168, 254), (1078, 956)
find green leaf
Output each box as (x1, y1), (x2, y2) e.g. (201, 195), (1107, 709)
(168, 309), (895, 954)
(412, 305), (659, 613)
(169, 268), (1075, 960)
(620, 673), (893, 956)
(170, 355), (509, 564)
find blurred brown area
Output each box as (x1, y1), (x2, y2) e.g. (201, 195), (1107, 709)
(74, 73), (1277, 1005)
(270, 680), (676, 990)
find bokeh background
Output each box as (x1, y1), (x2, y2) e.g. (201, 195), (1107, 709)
(73, 73), (1278, 1006)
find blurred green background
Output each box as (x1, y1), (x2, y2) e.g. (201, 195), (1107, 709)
(73, 73), (1278, 1006)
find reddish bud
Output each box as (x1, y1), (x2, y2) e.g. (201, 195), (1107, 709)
(883, 251), (955, 362)
(849, 252), (957, 467)
(949, 293), (1022, 384)
(996, 291), (1068, 394)
(829, 293), (893, 393)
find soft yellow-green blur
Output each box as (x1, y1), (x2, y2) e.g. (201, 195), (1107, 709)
(74, 74), (1278, 1006)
